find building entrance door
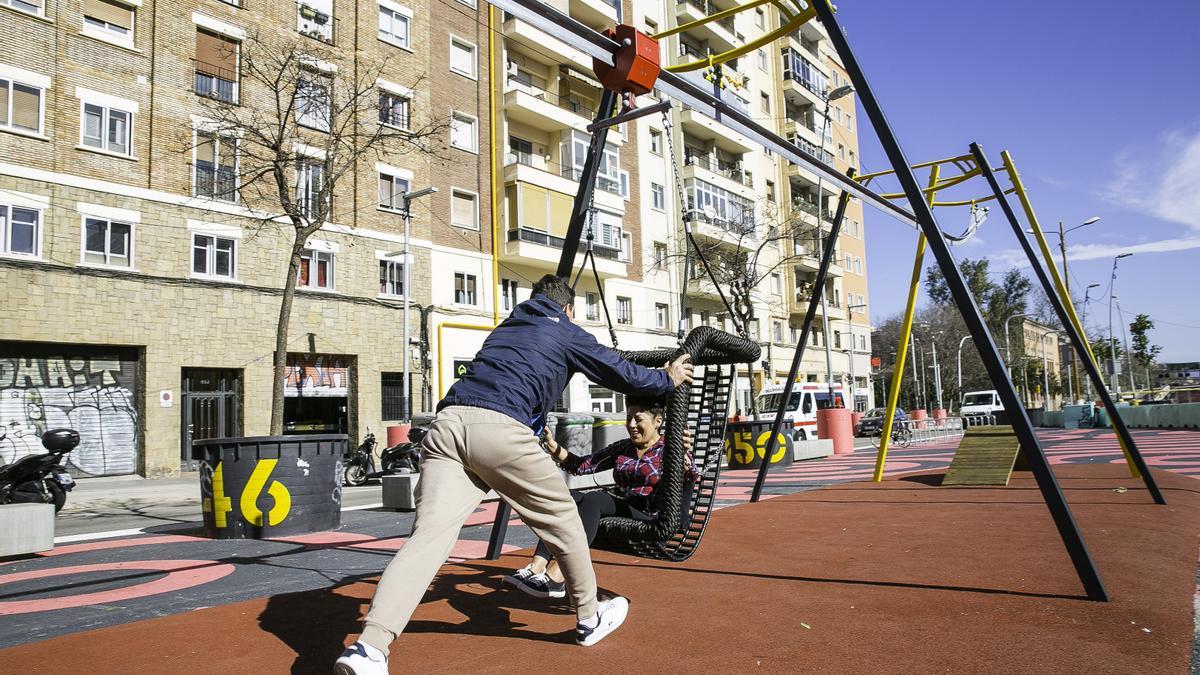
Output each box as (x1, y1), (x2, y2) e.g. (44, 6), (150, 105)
(181, 368), (242, 470)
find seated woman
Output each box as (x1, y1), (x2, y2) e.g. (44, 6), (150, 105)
(504, 396), (698, 598)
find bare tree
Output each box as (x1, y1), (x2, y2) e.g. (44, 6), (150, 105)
(666, 201), (833, 414)
(189, 31), (447, 434)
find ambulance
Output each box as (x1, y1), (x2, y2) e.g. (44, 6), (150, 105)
(754, 382), (846, 440)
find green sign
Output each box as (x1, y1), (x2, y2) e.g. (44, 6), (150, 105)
(453, 360), (471, 379)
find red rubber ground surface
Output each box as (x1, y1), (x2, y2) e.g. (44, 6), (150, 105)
(3, 463), (1195, 673)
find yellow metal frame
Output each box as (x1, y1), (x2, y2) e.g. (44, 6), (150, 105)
(655, 1), (817, 74)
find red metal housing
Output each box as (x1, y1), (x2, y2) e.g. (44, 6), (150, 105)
(592, 25), (661, 97)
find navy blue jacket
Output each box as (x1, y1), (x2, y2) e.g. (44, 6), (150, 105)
(438, 294), (674, 432)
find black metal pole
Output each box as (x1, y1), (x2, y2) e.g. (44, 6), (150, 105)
(486, 501), (511, 560)
(970, 143), (1164, 505)
(557, 89), (619, 279)
(812, 1), (1107, 601)
(751, 173), (854, 502)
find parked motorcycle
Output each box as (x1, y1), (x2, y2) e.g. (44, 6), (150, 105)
(343, 431), (378, 487)
(375, 426), (426, 476)
(0, 428), (79, 513)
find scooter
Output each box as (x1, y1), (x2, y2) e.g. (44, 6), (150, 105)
(374, 426), (426, 476)
(0, 428), (79, 513)
(343, 431), (377, 487)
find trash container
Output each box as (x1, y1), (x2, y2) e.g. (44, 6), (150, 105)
(724, 420), (793, 470)
(555, 413), (594, 458)
(592, 412), (626, 453)
(193, 434), (346, 539)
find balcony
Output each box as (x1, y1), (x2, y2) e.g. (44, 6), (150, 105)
(569, 0), (619, 31)
(504, 153), (625, 214)
(676, 0), (739, 54)
(503, 16), (590, 70)
(503, 81), (595, 134)
(683, 153), (754, 193)
(504, 227), (628, 278)
(297, 3), (334, 44)
(680, 108), (755, 154)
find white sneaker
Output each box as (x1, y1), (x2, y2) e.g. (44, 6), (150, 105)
(334, 641), (388, 675)
(576, 596), (629, 647)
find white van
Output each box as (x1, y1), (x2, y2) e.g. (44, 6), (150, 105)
(755, 382), (846, 440)
(961, 390), (1004, 418)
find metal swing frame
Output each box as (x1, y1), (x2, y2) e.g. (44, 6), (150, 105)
(473, 0), (1163, 600)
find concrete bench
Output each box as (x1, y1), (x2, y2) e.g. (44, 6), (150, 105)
(0, 503), (54, 557)
(793, 439), (834, 461)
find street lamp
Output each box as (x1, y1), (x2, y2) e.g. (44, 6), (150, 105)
(839, 302), (868, 410)
(1039, 329), (1055, 411)
(1080, 282), (1101, 401)
(956, 335), (972, 405)
(909, 333), (925, 411)
(928, 331), (944, 411)
(814, 84), (854, 405)
(387, 186), (438, 423)
(1108, 253), (1133, 394)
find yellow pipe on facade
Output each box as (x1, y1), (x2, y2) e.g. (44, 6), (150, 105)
(1000, 151), (1140, 478)
(873, 165), (939, 482)
(489, 5), (501, 326)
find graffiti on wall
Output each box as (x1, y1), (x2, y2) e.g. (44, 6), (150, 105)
(285, 354), (349, 398)
(0, 356), (139, 476)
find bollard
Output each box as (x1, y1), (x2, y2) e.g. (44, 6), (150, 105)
(816, 408), (855, 455)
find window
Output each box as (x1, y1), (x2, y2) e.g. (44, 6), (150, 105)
(837, 143), (846, 160)
(378, 3), (411, 48)
(82, 217), (132, 267)
(766, 180), (776, 203)
(616, 296), (632, 325)
(652, 241), (667, 268)
(454, 272), (477, 305)
(649, 128), (662, 155)
(585, 292), (598, 321)
(655, 303), (669, 330)
(295, 73), (331, 131)
(854, 257), (863, 275)
(844, 253), (852, 268)
(449, 37), (477, 78)
(450, 111), (477, 152)
(379, 259), (404, 296)
(754, 7), (765, 28)
(451, 189), (478, 230)
(0, 204), (39, 257)
(379, 91), (410, 129)
(0, 76), (44, 135)
(192, 233), (236, 279)
(194, 131), (237, 202)
(774, 321), (784, 343)
(82, 0), (134, 41)
(297, 160), (327, 219)
(859, 334), (867, 350)
(644, 17), (657, 33)
(501, 278), (518, 310)
(650, 182), (665, 211)
(381, 372), (409, 420)
(378, 171), (410, 210)
(771, 272), (781, 294)
(297, 249), (334, 289)
(760, 92), (770, 113)
(195, 31), (239, 103)
(757, 48), (767, 71)
(589, 385), (625, 414)
(81, 102), (132, 156)
(849, 150), (856, 166)
(1, 0), (44, 16)
(834, 331), (842, 349)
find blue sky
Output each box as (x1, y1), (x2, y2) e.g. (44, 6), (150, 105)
(838, 0), (1200, 361)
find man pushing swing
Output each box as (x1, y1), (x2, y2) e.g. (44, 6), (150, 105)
(336, 274), (694, 674)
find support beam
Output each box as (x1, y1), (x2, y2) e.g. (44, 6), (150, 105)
(971, 144), (1164, 505)
(812, 0), (1107, 601)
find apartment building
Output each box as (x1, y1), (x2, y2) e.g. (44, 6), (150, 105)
(1021, 319), (1062, 410)
(0, 0), (871, 479)
(0, 0), (491, 477)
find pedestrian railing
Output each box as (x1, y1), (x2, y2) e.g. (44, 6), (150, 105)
(903, 417), (966, 445)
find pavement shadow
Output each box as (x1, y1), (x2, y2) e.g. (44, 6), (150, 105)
(258, 577), (376, 674)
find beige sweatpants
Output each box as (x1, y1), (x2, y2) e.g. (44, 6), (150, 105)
(360, 405), (598, 650)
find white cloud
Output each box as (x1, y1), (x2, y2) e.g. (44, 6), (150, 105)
(1101, 127), (1200, 233)
(987, 236), (1200, 270)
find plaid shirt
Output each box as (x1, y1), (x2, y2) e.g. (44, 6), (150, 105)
(562, 437), (698, 515)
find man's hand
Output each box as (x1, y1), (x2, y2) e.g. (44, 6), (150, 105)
(541, 427), (565, 463)
(665, 353), (695, 388)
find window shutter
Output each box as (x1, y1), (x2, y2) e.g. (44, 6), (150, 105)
(450, 42), (473, 75)
(520, 184), (548, 232)
(195, 133), (216, 164)
(196, 31), (238, 76)
(0, 84), (8, 126)
(11, 84), (40, 131)
(452, 192), (475, 228)
(83, 0), (133, 29)
(547, 190), (572, 238)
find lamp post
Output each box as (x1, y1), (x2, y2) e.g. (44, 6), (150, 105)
(1058, 217), (1099, 400)
(909, 333), (924, 411)
(956, 335), (972, 409)
(839, 302), (868, 411)
(1004, 312), (1034, 368)
(1115, 297), (1137, 395)
(815, 84), (855, 405)
(1081, 283), (1100, 401)
(1108, 253), (1133, 394)
(389, 186), (437, 423)
(1039, 329), (1054, 411)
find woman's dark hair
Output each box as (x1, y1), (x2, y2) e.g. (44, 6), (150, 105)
(627, 395), (667, 419)
(531, 274), (575, 308)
